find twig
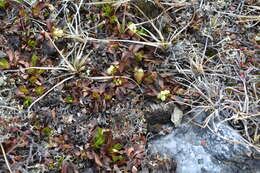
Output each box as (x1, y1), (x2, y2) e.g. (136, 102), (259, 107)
(215, 10), (260, 21)
(65, 34), (166, 48)
(0, 105), (21, 112)
(169, 12), (195, 42)
(3, 66), (69, 73)
(0, 143), (13, 173)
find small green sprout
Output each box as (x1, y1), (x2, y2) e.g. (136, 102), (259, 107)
(65, 96), (74, 103)
(52, 27), (64, 40)
(111, 143), (122, 152)
(113, 78), (122, 86)
(107, 65), (118, 75)
(92, 128), (105, 149)
(27, 40), (37, 48)
(157, 90), (171, 101)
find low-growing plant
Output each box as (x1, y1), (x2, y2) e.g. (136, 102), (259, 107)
(92, 128), (106, 149)
(157, 90), (171, 101)
(23, 96), (32, 108)
(27, 39), (37, 48)
(91, 128), (126, 165)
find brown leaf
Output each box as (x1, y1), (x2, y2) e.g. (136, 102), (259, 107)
(6, 48), (14, 63)
(126, 147), (134, 157)
(94, 152), (103, 167)
(131, 166), (138, 173)
(158, 78), (165, 89)
(46, 19), (53, 32)
(129, 44), (144, 53)
(32, 2), (50, 17)
(86, 151), (94, 159)
(61, 161), (78, 173)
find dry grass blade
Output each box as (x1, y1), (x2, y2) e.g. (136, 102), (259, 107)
(27, 75), (75, 113)
(65, 34), (166, 48)
(0, 143), (13, 173)
(215, 11), (260, 21)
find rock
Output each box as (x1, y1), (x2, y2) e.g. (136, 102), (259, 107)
(0, 50), (6, 58)
(148, 111), (260, 173)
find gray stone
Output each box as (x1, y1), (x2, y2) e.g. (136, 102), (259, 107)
(148, 112), (260, 173)
(0, 51), (6, 58)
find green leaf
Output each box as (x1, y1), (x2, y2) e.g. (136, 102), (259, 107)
(0, 58), (10, 69)
(23, 96), (32, 108)
(93, 135), (105, 148)
(136, 29), (147, 35)
(0, 0), (6, 8)
(65, 96), (74, 103)
(111, 155), (124, 163)
(19, 87), (29, 95)
(31, 54), (38, 66)
(92, 128), (105, 148)
(35, 87), (45, 95)
(110, 15), (117, 24)
(112, 143), (122, 151)
(27, 40), (37, 48)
